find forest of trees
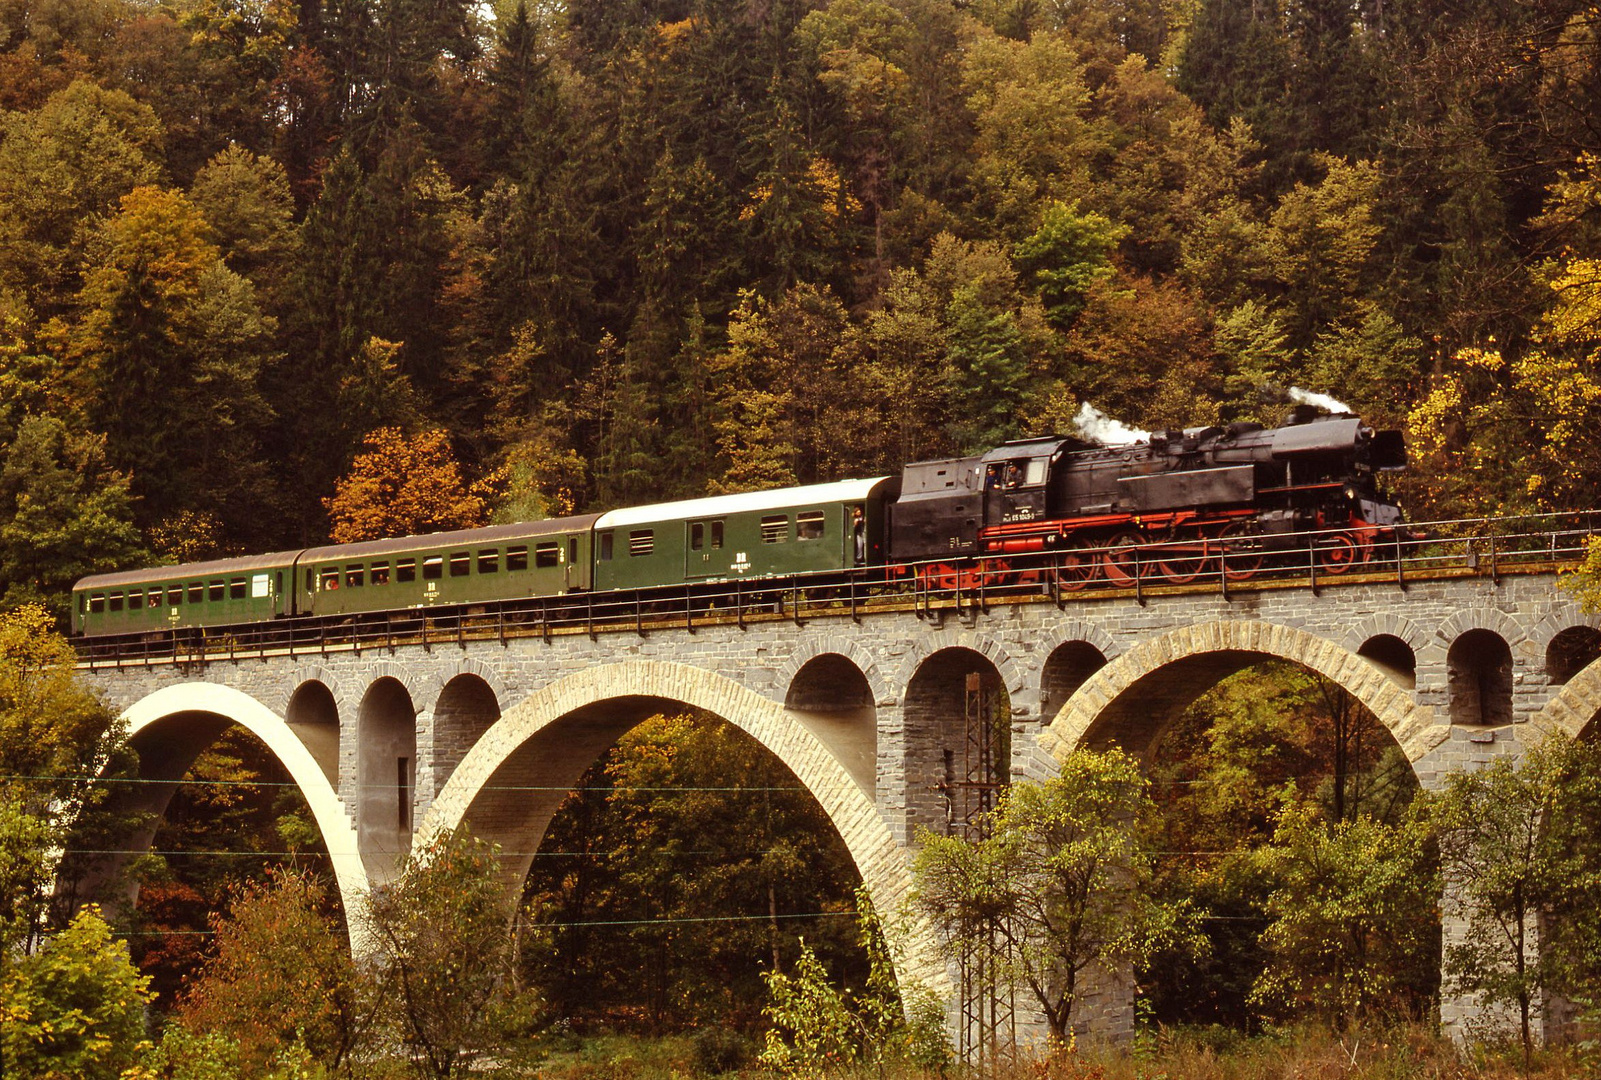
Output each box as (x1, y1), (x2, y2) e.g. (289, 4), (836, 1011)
(0, 0), (1598, 615)
(3, 0), (1601, 1075)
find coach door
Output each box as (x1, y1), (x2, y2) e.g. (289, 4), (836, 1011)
(686, 519), (732, 579)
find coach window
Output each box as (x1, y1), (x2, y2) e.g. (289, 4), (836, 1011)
(535, 542), (559, 568)
(1026, 458), (1047, 486)
(128, 589), (143, 607)
(90, 594), (105, 613)
(629, 530), (654, 556)
(320, 567), (340, 591)
(423, 556), (444, 580)
(599, 532), (613, 561)
(507, 546), (529, 571)
(760, 515), (788, 544)
(449, 551), (471, 577)
(797, 511), (825, 540)
(370, 562), (390, 585)
(397, 559), (417, 582)
(345, 565), (364, 588)
(691, 522), (704, 550)
(149, 590), (163, 608)
(711, 520), (724, 548)
(210, 580), (226, 601)
(478, 549), (499, 574)
(569, 537), (579, 564)
(188, 583), (203, 604)
(230, 578), (247, 599)
(168, 586), (183, 606)
(109, 593), (124, 612)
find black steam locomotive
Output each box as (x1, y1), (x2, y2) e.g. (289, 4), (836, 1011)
(889, 407), (1406, 588)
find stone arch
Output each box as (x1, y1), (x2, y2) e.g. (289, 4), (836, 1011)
(903, 646), (1012, 839)
(418, 661), (946, 998)
(113, 684), (367, 943)
(357, 676), (418, 883)
(1043, 619), (1437, 766)
(784, 653), (877, 797)
(407, 658), (511, 722)
(892, 631), (1027, 707)
(1545, 626), (1601, 687)
(285, 680), (341, 788)
(775, 637), (893, 707)
(427, 673), (502, 799)
(1358, 635), (1417, 690)
(1526, 607), (1601, 656)
(1343, 612), (1429, 659)
(1040, 641), (1110, 718)
(1446, 629), (1515, 727)
(284, 663), (353, 720)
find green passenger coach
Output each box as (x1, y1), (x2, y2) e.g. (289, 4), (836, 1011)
(73, 552), (299, 636)
(299, 516), (601, 617)
(590, 478), (895, 593)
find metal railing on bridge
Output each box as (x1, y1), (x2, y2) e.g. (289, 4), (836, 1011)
(74, 510), (1601, 668)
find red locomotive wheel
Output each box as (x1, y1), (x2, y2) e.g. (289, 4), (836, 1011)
(1315, 532), (1367, 574)
(1052, 542), (1102, 592)
(1155, 536), (1210, 585)
(1102, 531), (1150, 588)
(1217, 521), (1265, 581)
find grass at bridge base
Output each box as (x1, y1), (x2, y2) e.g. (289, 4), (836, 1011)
(517, 1025), (1592, 1080)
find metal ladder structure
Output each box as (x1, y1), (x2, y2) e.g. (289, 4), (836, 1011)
(952, 671), (1015, 1073)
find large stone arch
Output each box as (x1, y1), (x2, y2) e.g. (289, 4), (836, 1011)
(418, 660), (947, 996)
(115, 683), (368, 942)
(1041, 619), (1440, 766)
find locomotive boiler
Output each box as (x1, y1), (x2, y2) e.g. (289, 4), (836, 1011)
(888, 408), (1406, 583)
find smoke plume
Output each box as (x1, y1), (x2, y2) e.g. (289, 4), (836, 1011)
(1287, 386), (1353, 414)
(1074, 403), (1150, 446)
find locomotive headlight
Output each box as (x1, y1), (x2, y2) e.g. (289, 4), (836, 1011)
(1343, 483), (1360, 501)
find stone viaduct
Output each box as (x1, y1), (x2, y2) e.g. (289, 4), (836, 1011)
(77, 569), (1601, 1044)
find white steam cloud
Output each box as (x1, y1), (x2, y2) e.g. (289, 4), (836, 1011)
(1074, 403), (1150, 446)
(1288, 386), (1353, 414)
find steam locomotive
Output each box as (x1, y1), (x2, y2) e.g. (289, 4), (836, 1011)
(891, 406), (1406, 587)
(73, 408), (1405, 637)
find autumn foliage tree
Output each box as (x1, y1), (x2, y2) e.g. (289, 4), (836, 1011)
(324, 427), (500, 543)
